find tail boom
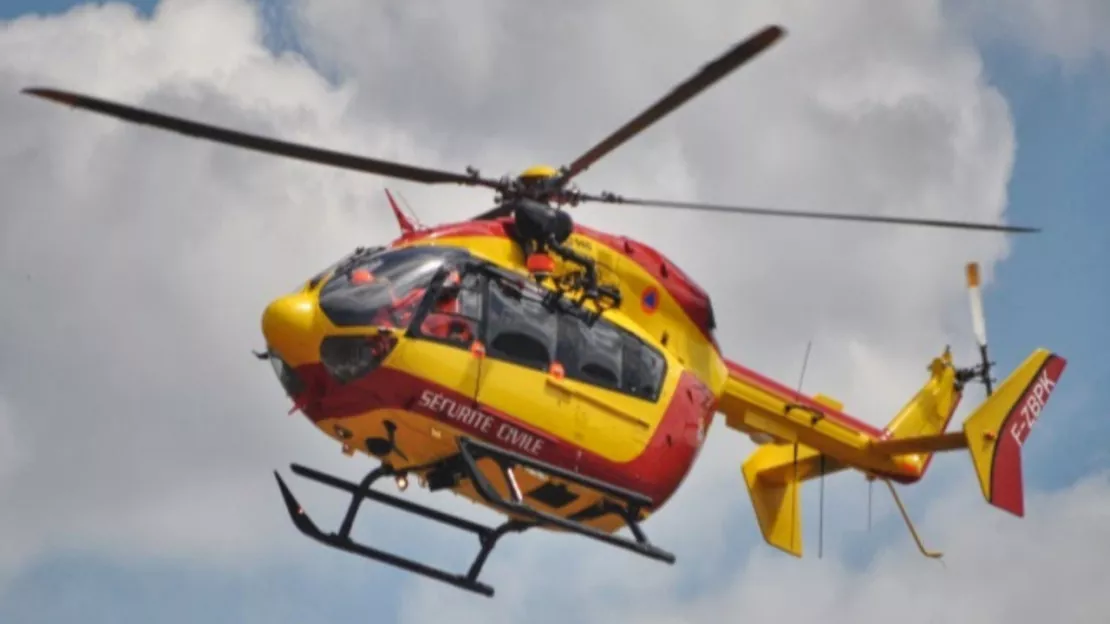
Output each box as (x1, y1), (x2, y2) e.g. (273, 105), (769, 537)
(722, 360), (939, 481)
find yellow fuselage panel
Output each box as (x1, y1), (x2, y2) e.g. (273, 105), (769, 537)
(386, 332), (675, 464)
(312, 405), (633, 535)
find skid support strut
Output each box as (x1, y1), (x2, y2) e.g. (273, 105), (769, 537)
(275, 463), (528, 597)
(455, 436), (675, 564)
(275, 435), (675, 598)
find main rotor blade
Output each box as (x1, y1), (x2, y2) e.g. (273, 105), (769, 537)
(22, 87), (503, 189)
(578, 194), (1040, 233)
(556, 25), (785, 185)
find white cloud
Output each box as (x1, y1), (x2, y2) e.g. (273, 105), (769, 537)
(0, 0), (1071, 618)
(0, 0), (391, 573)
(396, 472), (1110, 624)
(0, 395), (34, 580)
(0, 395), (27, 486)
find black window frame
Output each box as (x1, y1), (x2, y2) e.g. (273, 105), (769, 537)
(407, 263), (669, 404)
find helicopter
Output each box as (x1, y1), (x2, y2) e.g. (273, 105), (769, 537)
(23, 24), (1066, 598)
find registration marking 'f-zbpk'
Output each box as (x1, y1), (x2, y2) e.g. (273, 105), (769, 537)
(1009, 368), (1058, 448)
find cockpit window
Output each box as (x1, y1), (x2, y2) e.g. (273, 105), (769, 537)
(412, 271), (484, 349)
(318, 246), (467, 328)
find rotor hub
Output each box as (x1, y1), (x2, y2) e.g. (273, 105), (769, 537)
(518, 164), (559, 181)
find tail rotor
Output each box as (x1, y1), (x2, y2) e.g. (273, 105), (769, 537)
(959, 262), (996, 396)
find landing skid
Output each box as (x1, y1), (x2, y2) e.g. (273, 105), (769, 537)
(275, 435), (676, 598)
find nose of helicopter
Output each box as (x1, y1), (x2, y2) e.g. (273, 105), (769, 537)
(261, 293), (319, 365)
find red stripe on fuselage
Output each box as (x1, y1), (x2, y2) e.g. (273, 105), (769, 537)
(394, 219), (510, 242)
(579, 224), (719, 351)
(295, 362), (714, 508)
(391, 218), (718, 349)
(724, 358), (885, 438)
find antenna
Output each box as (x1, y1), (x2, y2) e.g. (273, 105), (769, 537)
(867, 476), (873, 532)
(792, 341), (828, 559)
(395, 190), (425, 230)
(790, 340), (820, 558)
(818, 453), (825, 558)
(383, 188), (415, 235)
(795, 340), (813, 395)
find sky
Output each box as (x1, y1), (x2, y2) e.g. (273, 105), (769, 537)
(0, 1), (1107, 623)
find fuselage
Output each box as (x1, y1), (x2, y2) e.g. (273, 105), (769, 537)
(260, 214), (729, 530)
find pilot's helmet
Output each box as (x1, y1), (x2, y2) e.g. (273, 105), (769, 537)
(349, 267), (375, 285)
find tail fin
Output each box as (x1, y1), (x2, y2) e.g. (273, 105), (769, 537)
(872, 261), (1069, 518)
(962, 348), (1066, 516)
(876, 348), (962, 476)
(385, 188), (417, 235)
(867, 346), (1067, 518)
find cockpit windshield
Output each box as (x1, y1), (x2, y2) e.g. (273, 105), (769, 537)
(318, 245), (468, 328)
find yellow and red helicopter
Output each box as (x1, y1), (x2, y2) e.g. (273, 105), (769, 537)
(24, 25), (1065, 598)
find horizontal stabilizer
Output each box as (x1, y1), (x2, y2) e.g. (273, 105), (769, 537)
(742, 453), (802, 556)
(870, 431), (968, 455)
(742, 442), (841, 557)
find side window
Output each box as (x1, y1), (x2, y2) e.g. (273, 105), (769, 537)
(556, 316), (623, 391)
(414, 272), (483, 350)
(556, 314), (667, 401)
(474, 275), (668, 401)
(620, 333), (667, 401)
(485, 282), (558, 370)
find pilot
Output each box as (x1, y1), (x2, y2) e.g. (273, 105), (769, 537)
(417, 271), (476, 346)
(345, 265), (457, 331)
(347, 263), (475, 345)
